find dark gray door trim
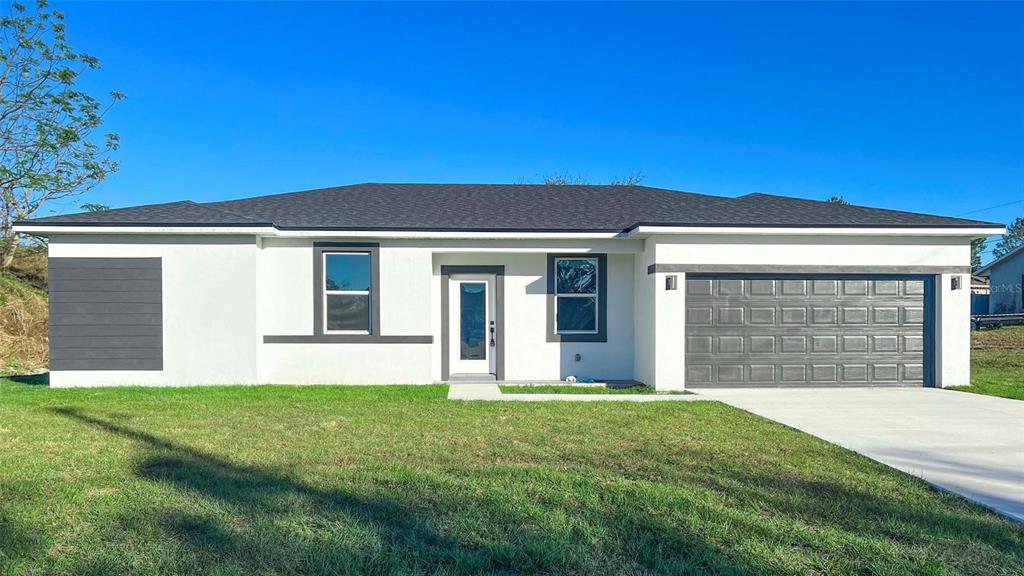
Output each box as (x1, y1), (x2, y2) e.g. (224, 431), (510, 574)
(686, 273), (936, 388)
(440, 265), (505, 381)
(650, 264), (970, 275)
(547, 253), (608, 342)
(313, 242), (380, 336)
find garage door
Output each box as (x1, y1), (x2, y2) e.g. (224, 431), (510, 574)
(685, 276), (930, 387)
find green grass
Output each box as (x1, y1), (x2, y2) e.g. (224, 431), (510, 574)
(498, 384), (689, 395)
(1, 379), (1021, 575)
(949, 326), (1024, 400)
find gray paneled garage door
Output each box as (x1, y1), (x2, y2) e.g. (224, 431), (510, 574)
(685, 276), (930, 387)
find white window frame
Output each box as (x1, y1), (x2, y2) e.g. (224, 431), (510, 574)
(554, 256), (600, 335)
(322, 251), (372, 335)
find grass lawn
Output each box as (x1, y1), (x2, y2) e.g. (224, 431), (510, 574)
(498, 384), (689, 395)
(950, 326), (1024, 400)
(1, 378), (1022, 575)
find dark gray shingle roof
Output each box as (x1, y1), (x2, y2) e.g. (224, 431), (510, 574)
(17, 183), (1000, 231)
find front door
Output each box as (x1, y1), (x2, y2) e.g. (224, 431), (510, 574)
(449, 274), (497, 376)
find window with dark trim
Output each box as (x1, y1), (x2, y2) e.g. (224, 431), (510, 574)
(554, 257), (599, 333)
(546, 253), (607, 342)
(313, 242), (381, 336)
(323, 252), (371, 333)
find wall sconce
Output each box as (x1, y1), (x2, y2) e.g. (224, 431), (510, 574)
(665, 275), (678, 290)
(951, 276), (962, 291)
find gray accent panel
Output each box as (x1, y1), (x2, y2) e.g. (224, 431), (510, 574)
(685, 275), (932, 388)
(48, 257), (163, 371)
(546, 254), (608, 342)
(50, 279), (162, 292)
(48, 257), (161, 269)
(49, 358), (164, 371)
(440, 265), (505, 381)
(263, 335), (432, 344)
(650, 264), (970, 275)
(313, 242), (380, 336)
(50, 324), (161, 337)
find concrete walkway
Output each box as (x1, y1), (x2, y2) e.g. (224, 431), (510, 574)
(447, 383), (705, 402)
(697, 387), (1024, 523)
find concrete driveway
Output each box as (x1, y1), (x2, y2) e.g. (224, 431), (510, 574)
(696, 387), (1024, 522)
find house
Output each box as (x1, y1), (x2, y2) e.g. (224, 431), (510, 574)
(970, 275), (990, 316)
(974, 245), (1024, 314)
(13, 183), (1003, 389)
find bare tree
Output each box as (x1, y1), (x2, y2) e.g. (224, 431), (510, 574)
(541, 172), (589, 185)
(0, 0), (123, 270)
(609, 171), (646, 186)
(530, 171), (646, 186)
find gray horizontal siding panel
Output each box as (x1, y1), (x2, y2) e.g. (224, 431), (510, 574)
(50, 302), (162, 315)
(46, 291), (162, 304)
(50, 324), (162, 337)
(48, 257), (163, 371)
(49, 257), (161, 270)
(49, 313), (162, 326)
(51, 348), (162, 360)
(50, 335), (163, 349)
(51, 358), (163, 371)
(50, 279), (162, 292)
(49, 268), (162, 280)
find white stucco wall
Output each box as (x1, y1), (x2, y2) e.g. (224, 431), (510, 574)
(257, 238), (435, 384)
(648, 234), (974, 389)
(433, 251), (636, 382)
(43, 232), (975, 389)
(48, 235), (261, 387)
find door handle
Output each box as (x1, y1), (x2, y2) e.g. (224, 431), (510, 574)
(489, 321), (496, 347)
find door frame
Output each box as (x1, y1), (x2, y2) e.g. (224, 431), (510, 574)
(449, 275), (496, 375)
(440, 265), (505, 381)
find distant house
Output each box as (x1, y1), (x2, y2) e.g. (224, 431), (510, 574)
(975, 245), (1024, 313)
(970, 275), (990, 315)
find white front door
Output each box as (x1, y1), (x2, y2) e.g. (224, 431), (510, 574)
(449, 274), (497, 376)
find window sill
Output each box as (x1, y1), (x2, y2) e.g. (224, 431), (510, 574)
(263, 335), (433, 344)
(546, 333), (608, 343)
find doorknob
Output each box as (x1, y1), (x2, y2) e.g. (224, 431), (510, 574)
(489, 321), (496, 347)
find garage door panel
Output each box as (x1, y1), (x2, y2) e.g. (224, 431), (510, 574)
(686, 276), (929, 387)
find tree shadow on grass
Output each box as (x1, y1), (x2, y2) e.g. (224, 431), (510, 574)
(49, 406), (749, 575)
(4, 372), (48, 386)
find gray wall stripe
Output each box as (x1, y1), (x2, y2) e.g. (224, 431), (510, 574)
(42, 291), (162, 304)
(50, 268), (162, 280)
(50, 314), (162, 326)
(50, 325), (161, 337)
(648, 264), (970, 275)
(50, 336), (163, 349)
(263, 335), (432, 344)
(48, 257), (161, 270)
(50, 279), (162, 292)
(51, 358), (164, 370)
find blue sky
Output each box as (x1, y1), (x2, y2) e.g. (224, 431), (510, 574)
(43, 2), (1022, 256)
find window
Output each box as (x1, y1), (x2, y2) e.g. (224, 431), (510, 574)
(554, 257), (599, 333)
(323, 252), (371, 333)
